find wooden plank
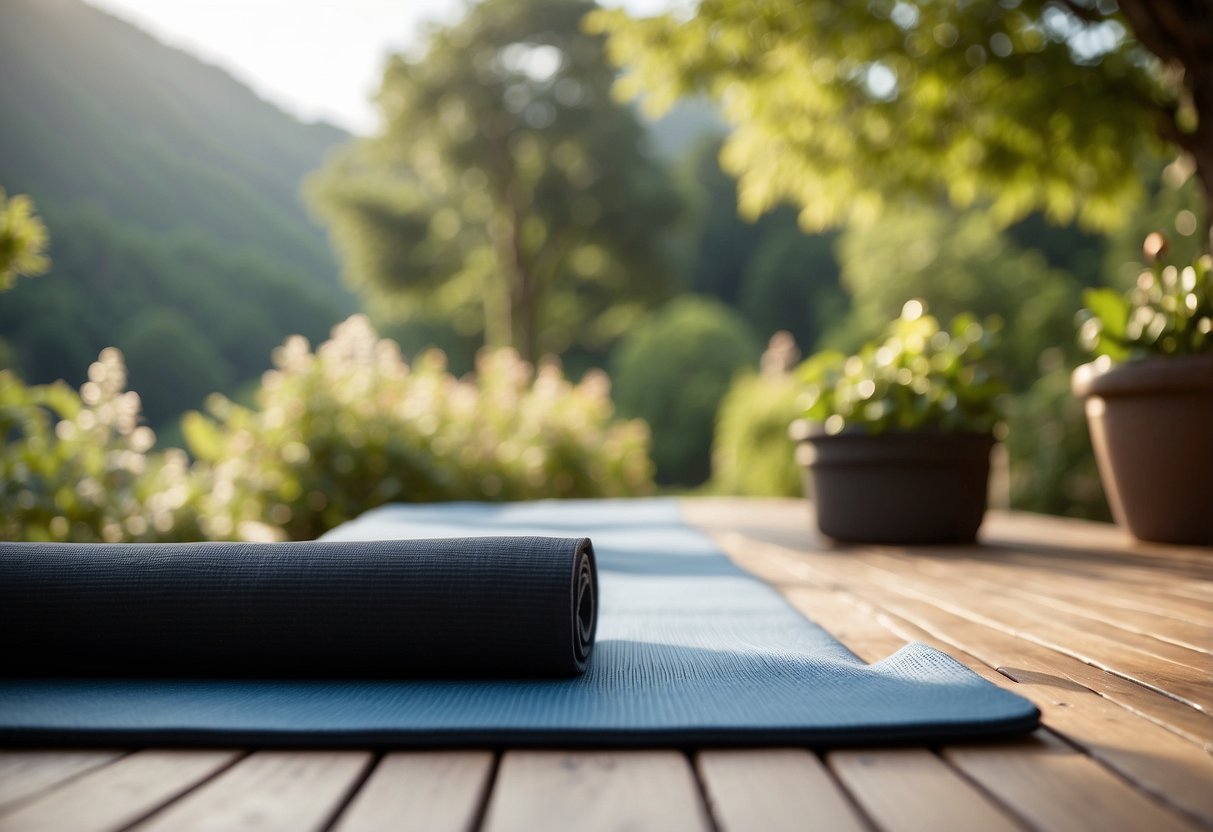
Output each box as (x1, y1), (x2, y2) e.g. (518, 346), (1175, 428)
(133, 750), (371, 832)
(945, 731), (1201, 832)
(875, 548), (1213, 654)
(696, 749), (869, 832)
(732, 551), (1213, 827)
(0, 750), (125, 812)
(848, 550), (1213, 711)
(823, 590), (1213, 828)
(728, 535), (1213, 744)
(481, 751), (710, 832)
(330, 751), (494, 832)
(828, 749), (1023, 832)
(0, 750), (239, 832)
(872, 551), (1213, 672)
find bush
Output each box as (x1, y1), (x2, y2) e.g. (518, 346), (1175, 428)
(185, 315), (654, 541)
(710, 333), (804, 497)
(1004, 352), (1109, 520)
(610, 296), (760, 485)
(0, 348), (204, 542)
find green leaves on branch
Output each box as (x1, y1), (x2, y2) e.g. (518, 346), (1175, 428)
(591, 0), (1166, 233)
(797, 301), (1005, 435)
(0, 188), (49, 291)
(1079, 239), (1213, 360)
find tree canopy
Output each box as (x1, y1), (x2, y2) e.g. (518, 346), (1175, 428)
(592, 0), (1211, 243)
(309, 0), (682, 362)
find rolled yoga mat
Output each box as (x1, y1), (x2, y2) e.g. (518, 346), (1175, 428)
(0, 499), (1038, 747)
(0, 537), (597, 679)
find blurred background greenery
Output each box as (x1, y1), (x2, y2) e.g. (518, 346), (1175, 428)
(0, 0), (1208, 540)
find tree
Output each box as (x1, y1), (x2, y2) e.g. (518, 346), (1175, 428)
(0, 188), (49, 291)
(308, 0), (681, 363)
(610, 296), (759, 484)
(592, 0), (1212, 245)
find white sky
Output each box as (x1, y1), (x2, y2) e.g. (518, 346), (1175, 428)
(82, 0), (671, 135)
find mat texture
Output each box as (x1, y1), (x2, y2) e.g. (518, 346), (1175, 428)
(0, 537), (596, 678)
(0, 499), (1039, 747)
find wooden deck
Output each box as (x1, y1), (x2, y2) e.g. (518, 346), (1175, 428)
(1, 498), (1210, 831)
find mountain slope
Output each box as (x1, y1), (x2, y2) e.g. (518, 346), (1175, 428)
(0, 0), (358, 428)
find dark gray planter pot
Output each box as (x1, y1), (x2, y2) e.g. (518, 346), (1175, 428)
(796, 427), (995, 544)
(1072, 353), (1213, 546)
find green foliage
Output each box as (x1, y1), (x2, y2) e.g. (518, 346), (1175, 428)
(0, 188), (49, 290)
(0, 349), (204, 543)
(611, 296), (759, 485)
(308, 0), (680, 361)
(185, 316), (654, 541)
(671, 134), (845, 351)
(1004, 352), (1108, 521)
(117, 308), (233, 429)
(798, 301), (1005, 435)
(0, 209), (347, 424)
(1079, 241), (1213, 361)
(592, 0), (1168, 233)
(831, 206), (1083, 387)
(710, 334), (803, 497)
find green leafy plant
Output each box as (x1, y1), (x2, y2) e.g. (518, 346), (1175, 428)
(0, 349), (205, 543)
(797, 301), (1005, 435)
(185, 315), (655, 541)
(1079, 234), (1213, 362)
(0, 188), (49, 291)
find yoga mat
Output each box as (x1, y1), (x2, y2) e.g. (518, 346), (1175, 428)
(0, 537), (596, 679)
(0, 499), (1039, 747)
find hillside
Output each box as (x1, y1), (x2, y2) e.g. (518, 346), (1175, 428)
(0, 0), (357, 429)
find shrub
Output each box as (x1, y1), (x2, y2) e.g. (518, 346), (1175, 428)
(711, 332), (803, 497)
(610, 296), (760, 485)
(797, 300), (1006, 435)
(185, 315), (654, 541)
(0, 348), (204, 542)
(1079, 237), (1212, 361)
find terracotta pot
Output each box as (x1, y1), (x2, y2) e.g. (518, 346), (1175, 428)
(1072, 353), (1213, 546)
(796, 428), (995, 544)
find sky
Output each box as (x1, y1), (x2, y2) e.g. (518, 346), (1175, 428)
(83, 0), (670, 136)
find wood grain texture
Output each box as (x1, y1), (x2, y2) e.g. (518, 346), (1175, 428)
(0, 750), (239, 832)
(133, 750), (371, 832)
(828, 749), (1023, 832)
(705, 515), (1213, 828)
(482, 751), (710, 832)
(696, 749), (869, 832)
(723, 531), (1213, 748)
(0, 749), (124, 812)
(330, 751), (494, 832)
(945, 731), (1201, 832)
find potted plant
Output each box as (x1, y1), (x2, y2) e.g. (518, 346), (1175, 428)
(1072, 234), (1213, 545)
(790, 300), (1005, 544)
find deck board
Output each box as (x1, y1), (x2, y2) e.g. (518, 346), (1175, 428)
(6, 499), (1210, 832)
(480, 751), (710, 832)
(0, 750), (125, 813)
(696, 749), (869, 832)
(329, 751), (495, 832)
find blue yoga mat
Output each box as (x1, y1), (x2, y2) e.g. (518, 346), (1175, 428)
(0, 499), (1037, 746)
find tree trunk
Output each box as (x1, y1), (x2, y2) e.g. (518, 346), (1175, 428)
(1115, 0), (1213, 251)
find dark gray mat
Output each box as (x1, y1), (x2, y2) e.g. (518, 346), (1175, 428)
(0, 499), (1038, 747)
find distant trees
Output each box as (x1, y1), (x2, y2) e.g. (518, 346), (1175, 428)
(309, 0), (681, 363)
(611, 296), (758, 484)
(594, 0), (1211, 244)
